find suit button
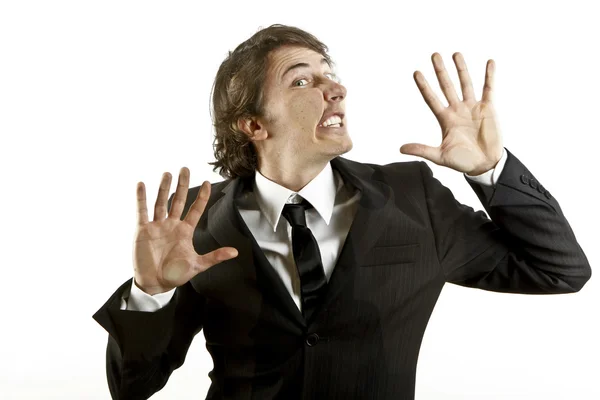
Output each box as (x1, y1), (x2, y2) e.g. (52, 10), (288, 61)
(520, 175), (529, 185)
(306, 333), (320, 347)
(545, 191), (552, 199)
(537, 184), (545, 193)
(529, 179), (538, 190)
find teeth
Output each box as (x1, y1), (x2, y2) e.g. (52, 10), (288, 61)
(321, 115), (342, 127)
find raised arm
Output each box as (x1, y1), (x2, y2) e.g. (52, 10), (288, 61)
(93, 168), (238, 398)
(421, 149), (591, 294)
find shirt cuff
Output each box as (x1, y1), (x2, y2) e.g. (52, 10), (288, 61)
(464, 147), (507, 186)
(120, 278), (177, 312)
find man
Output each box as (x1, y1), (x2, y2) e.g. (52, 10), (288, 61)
(93, 24), (591, 399)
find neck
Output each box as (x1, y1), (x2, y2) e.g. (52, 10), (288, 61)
(256, 156), (331, 192)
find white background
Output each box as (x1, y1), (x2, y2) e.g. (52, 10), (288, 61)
(1, 0), (598, 399)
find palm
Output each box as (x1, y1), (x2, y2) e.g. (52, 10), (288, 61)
(134, 218), (199, 290)
(132, 168), (238, 295)
(436, 99), (501, 173)
(401, 52), (503, 175)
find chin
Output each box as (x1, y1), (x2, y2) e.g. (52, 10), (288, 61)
(313, 126), (352, 153)
(327, 138), (353, 158)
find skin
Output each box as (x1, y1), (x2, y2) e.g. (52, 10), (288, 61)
(403, 52), (504, 175)
(132, 47), (505, 294)
(240, 46), (504, 189)
(238, 45), (353, 192)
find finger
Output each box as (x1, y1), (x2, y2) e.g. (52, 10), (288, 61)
(432, 53), (461, 106)
(413, 71), (445, 117)
(183, 180), (210, 229)
(195, 247), (239, 272)
(153, 172), (172, 221)
(168, 167), (190, 221)
(136, 182), (149, 226)
(452, 52), (476, 103)
(481, 59), (495, 103)
(400, 143), (442, 165)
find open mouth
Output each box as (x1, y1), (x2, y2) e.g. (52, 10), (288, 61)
(318, 122), (344, 129)
(318, 112), (345, 129)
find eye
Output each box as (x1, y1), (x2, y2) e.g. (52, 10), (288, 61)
(292, 73), (342, 87)
(293, 78), (309, 87)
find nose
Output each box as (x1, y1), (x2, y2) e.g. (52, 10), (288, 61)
(323, 79), (346, 102)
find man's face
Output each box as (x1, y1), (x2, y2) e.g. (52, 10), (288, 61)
(246, 45), (353, 165)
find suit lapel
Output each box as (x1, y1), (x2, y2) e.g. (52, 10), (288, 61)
(203, 156), (394, 328)
(308, 157), (395, 323)
(205, 173), (306, 328)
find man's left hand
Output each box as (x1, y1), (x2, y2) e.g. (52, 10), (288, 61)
(400, 52), (504, 175)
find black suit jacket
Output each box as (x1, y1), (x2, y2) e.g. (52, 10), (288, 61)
(93, 148), (591, 399)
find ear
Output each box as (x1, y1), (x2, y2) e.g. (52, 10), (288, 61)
(237, 117), (268, 142)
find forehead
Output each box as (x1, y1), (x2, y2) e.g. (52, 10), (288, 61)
(267, 46), (332, 80)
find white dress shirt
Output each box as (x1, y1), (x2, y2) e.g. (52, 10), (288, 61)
(121, 148), (508, 312)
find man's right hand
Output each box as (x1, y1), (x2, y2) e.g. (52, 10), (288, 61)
(132, 167), (238, 295)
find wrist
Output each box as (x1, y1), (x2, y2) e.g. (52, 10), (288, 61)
(467, 157), (501, 176)
(134, 277), (170, 296)
(467, 166), (492, 176)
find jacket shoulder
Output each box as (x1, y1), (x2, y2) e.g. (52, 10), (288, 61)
(363, 159), (425, 183)
(167, 178), (231, 219)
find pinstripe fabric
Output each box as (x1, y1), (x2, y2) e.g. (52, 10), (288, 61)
(93, 148), (591, 400)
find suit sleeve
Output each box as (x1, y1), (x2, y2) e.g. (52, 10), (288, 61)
(420, 147), (591, 294)
(92, 193), (205, 399)
(92, 280), (205, 399)
(122, 278), (176, 311)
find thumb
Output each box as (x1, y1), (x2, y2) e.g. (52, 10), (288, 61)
(400, 143), (441, 164)
(194, 247), (239, 273)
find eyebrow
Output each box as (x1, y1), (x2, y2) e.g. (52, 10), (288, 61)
(281, 57), (331, 80)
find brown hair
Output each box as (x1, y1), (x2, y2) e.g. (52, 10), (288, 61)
(208, 24), (334, 180)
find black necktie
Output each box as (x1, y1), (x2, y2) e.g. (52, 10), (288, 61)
(281, 198), (328, 319)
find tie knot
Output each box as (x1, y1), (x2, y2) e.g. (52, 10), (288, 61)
(282, 198), (313, 227)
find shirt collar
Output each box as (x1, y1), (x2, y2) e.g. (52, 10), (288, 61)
(253, 162), (341, 232)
